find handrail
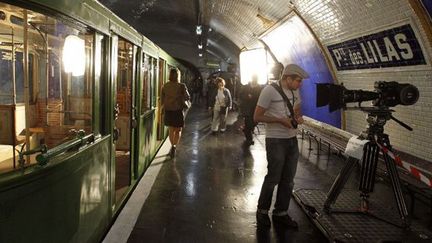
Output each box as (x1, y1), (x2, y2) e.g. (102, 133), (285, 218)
(302, 116), (353, 142)
(17, 144), (48, 168)
(36, 130), (94, 166)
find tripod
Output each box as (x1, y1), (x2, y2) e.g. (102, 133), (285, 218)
(323, 107), (410, 228)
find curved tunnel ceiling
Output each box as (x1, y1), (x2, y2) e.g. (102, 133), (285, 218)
(99, 0), (296, 71)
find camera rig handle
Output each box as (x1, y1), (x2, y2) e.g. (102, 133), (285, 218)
(356, 106), (413, 131)
(390, 114), (412, 131)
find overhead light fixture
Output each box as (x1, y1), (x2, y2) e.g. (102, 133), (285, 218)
(198, 44), (203, 49)
(256, 9), (275, 29)
(209, 27), (212, 32)
(196, 25), (202, 35)
(198, 53), (203, 57)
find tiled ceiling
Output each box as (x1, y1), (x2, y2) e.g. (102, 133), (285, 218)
(99, 0), (295, 70)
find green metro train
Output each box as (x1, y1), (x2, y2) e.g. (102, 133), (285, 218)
(0, 0), (192, 242)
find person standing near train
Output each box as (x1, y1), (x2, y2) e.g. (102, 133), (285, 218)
(208, 77), (232, 134)
(161, 68), (190, 157)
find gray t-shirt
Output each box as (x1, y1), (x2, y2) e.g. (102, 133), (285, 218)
(256, 83), (301, 138)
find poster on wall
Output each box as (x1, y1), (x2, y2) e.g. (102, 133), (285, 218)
(327, 24), (426, 71)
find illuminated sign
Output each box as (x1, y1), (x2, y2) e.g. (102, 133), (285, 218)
(206, 61), (219, 67)
(327, 24), (426, 71)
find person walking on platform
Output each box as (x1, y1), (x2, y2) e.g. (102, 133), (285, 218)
(239, 74), (262, 145)
(208, 77), (232, 134)
(206, 77), (217, 108)
(253, 64), (309, 228)
(161, 68), (190, 157)
(191, 77), (203, 104)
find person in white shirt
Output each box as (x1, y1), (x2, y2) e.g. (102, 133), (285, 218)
(254, 64), (309, 228)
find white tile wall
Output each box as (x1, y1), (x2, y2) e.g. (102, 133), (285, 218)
(294, 0), (432, 162)
(208, 0), (294, 48)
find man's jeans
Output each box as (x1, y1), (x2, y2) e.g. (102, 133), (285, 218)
(257, 137), (299, 214)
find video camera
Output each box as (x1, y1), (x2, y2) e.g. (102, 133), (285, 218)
(316, 81), (419, 112)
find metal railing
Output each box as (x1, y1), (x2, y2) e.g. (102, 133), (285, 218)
(35, 130), (94, 166)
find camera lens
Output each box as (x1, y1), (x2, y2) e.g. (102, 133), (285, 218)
(399, 84), (419, 105)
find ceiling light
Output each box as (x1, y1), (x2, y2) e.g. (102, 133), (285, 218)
(256, 13), (275, 29)
(198, 53), (203, 57)
(196, 25), (202, 35)
(198, 44), (203, 49)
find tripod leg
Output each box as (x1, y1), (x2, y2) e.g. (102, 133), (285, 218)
(324, 156), (358, 211)
(359, 143), (379, 193)
(359, 142), (380, 212)
(383, 151), (410, 227)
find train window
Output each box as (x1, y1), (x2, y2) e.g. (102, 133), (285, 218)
(116, 39), (133, 115)
(0, 3), (94, 173)
(9, 15), (23, 26)
(152, 58), (158, 106)
(0, 52), (34, 104)
(141, 54), (155, 113)
(0, 11), (5, 21)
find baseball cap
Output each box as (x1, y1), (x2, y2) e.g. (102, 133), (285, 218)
(282, 64), (309, 79)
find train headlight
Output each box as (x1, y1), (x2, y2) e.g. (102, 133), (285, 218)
(63, 35), (85, 76)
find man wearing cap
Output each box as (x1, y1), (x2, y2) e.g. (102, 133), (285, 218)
(253, 64), (309, 228)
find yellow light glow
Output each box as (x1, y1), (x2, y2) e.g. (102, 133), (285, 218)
(63, 35), (85, 76)
(239, 48), (267, 85)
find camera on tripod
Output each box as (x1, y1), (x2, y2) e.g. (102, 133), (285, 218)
(316, 81), (419, 112)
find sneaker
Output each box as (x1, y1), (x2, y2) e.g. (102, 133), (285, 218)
(272, 214), (298, 228)
(256, 212), (271, 228)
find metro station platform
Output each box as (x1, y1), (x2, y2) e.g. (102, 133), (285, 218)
(103, 103), (431, 243)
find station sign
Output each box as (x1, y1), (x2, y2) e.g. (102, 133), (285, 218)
(327, 24), (426, 70)
(206, 61), (220, 68)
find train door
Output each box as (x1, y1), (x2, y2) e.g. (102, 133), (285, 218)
(156, 59), (166, 141)
(137, 53), (156, 175)
(112, 36), (137, 205)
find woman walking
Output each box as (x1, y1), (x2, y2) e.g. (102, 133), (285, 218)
(208, 77), (232, 134)
(161, 68), (190, 157)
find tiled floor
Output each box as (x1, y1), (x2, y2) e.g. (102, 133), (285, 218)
(104, 102), (431, 243)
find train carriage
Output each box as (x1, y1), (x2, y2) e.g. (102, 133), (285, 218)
(0, 0), (189, 242)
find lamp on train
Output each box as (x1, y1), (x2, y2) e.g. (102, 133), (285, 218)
(62, 35), (85, 76)
(239, 48), (267, 85)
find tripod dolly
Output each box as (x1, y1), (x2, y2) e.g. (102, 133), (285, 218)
(323, 107), (411, 228)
